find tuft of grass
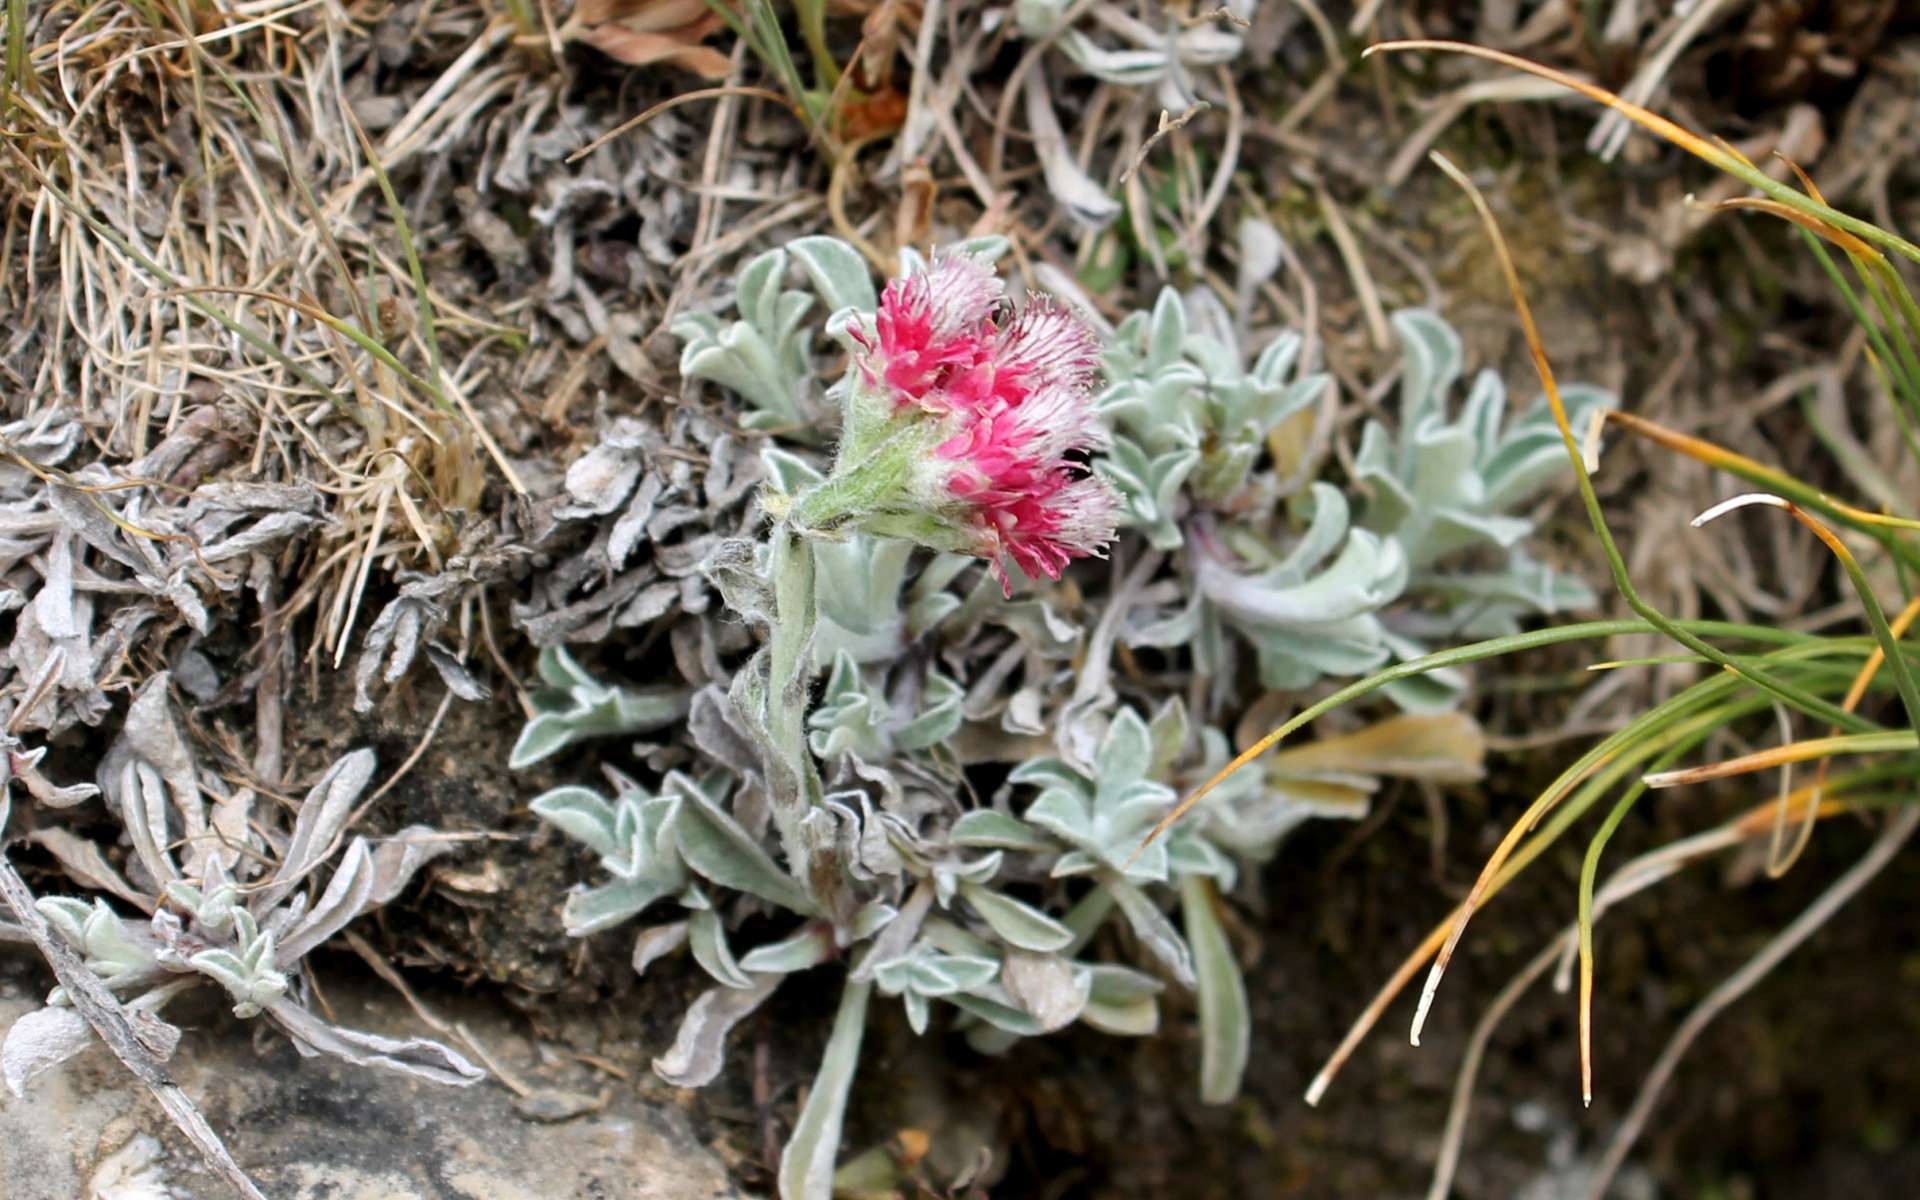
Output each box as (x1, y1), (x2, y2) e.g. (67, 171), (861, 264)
(1141, 41), (1920, 1194)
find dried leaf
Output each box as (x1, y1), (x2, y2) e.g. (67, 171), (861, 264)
(267, 1000), (483, 1086)
(26, 829), (151, 909)
(2, 1004), (94, 1096)
(632, 920), (690, 976)
(277, 839), (376, 963)
(255, 750), (377, 910)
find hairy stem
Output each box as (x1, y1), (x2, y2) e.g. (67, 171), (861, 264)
(766, 523), (821, 850)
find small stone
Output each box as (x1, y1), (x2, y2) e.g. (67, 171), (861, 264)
(512, 1086), (608, 1123)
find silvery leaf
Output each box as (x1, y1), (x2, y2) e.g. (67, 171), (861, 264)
(632, 920), (690, 977)
(423, 643), (490, 702)
(653, 972), (783, 1088)
(672, 778), (815, 916)
(531, 787), (621, 859)
(276, 838), (376, 964)
(946, 992), (1044, 1037)
(958, 882), (1073, 953)
(366, 826), (458, 907)
(560, 877), (677, 937)
(267, 1000), (483, 1086)
(1181, 876), (1249, 1104)
(949, 810), (1053, 852)
(737, 923), (834, 973)
(787, 236), (876, 313)
(1079, 988), (1160, 1036)
(1023, 71), (1119, 228)
(28, 830), (148, 908)
(2, 1005), (93, 1096)
(35, 896), (94, 948)
(13, 751), (100, 808)
(777, 977), (871, 1200)
(1108, 878), (1195, 988)
(257, 748), (377, 910)
(688, 906), (753, 990)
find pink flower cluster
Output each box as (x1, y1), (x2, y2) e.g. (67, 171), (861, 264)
(850, 254), (1117, 592)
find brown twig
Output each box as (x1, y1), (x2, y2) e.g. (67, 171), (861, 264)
(0, 848), (268, 1200)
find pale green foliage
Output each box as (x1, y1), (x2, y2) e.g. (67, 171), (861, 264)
(532, 777), (690, 936)
(1122, 306), (1606, 711)
(670, 246), (824, 437)
(811, 537), (970, 666)
(1102, 287), (1327, 504)
(808, 650), (964, 761)
(1136, 484), (1410, 691)
(1355, 309), (1603, 600)
(510, 646), (691, 769)
(1351, 309), (1604, 707)
(1014, 707), (1177, 882)
(544, 238), (1598, 1199)
(1098, 287), (1327, 545)
(36, 897), (155, 988)
(186, 909), (288, 1018)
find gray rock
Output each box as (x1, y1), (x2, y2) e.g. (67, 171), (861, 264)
(0, 981), (745, 1200)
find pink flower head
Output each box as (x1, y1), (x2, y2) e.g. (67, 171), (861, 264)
(854, 253), (1005, 408)
(846, 252), (1117, 593)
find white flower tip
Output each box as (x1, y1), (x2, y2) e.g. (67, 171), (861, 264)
(1304, 1071), (1330, 1107)
(1410, 962), (1444, 1046)
(1691, 492), (1788, 528)
(1581, 406), (1606, 474)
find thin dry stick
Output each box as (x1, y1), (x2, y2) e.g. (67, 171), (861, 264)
(1118, 101), (1211, 184)
(0, 851), (268, 1200)
(1428, 938), (1561, 1200)
(1314, 184), (1391, 351)
(342, 930), (529, 1097)
(566, 87), (803, 164)
(1588, 0), (1745, 161)
(1584, 803), (1920, 1199)
(1174, 68), (1242, 258)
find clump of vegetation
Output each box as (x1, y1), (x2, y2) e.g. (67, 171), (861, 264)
(1140, 44), (1920, 1200)
(5, 0), (1914, 1195)
(517, 232), (1596, 1196)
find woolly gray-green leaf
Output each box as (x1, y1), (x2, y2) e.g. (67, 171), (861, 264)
(777, 977), (871, 1200)
(787, 236), (876, 314)
(560, 877), (677, 937)
(949, 810), (1054, 852)
(530, 787), (621, 859)
(738, 924), (835, 974)
(688, 906), (753, 990)
(1181, 876), (1249, 1105)
(672, 780), (816, 916)
(959, 882), (1074, 953)
(1108, 878), (1195, 988)
(654, 973), (783, 1088)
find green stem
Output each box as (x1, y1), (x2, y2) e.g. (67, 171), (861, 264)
(777, 974), (872, 1200)
(767, 523), (820, 827)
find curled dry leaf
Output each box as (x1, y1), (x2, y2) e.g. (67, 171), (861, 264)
(267, 1000), (484, 1087)
(561, 0), (736, 80)
(2, 1004), (94, 1096)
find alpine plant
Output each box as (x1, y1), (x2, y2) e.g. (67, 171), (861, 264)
(789, 252), (1119, 592)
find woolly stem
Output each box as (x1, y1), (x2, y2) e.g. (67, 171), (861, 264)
(766, 523), (821, 837)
